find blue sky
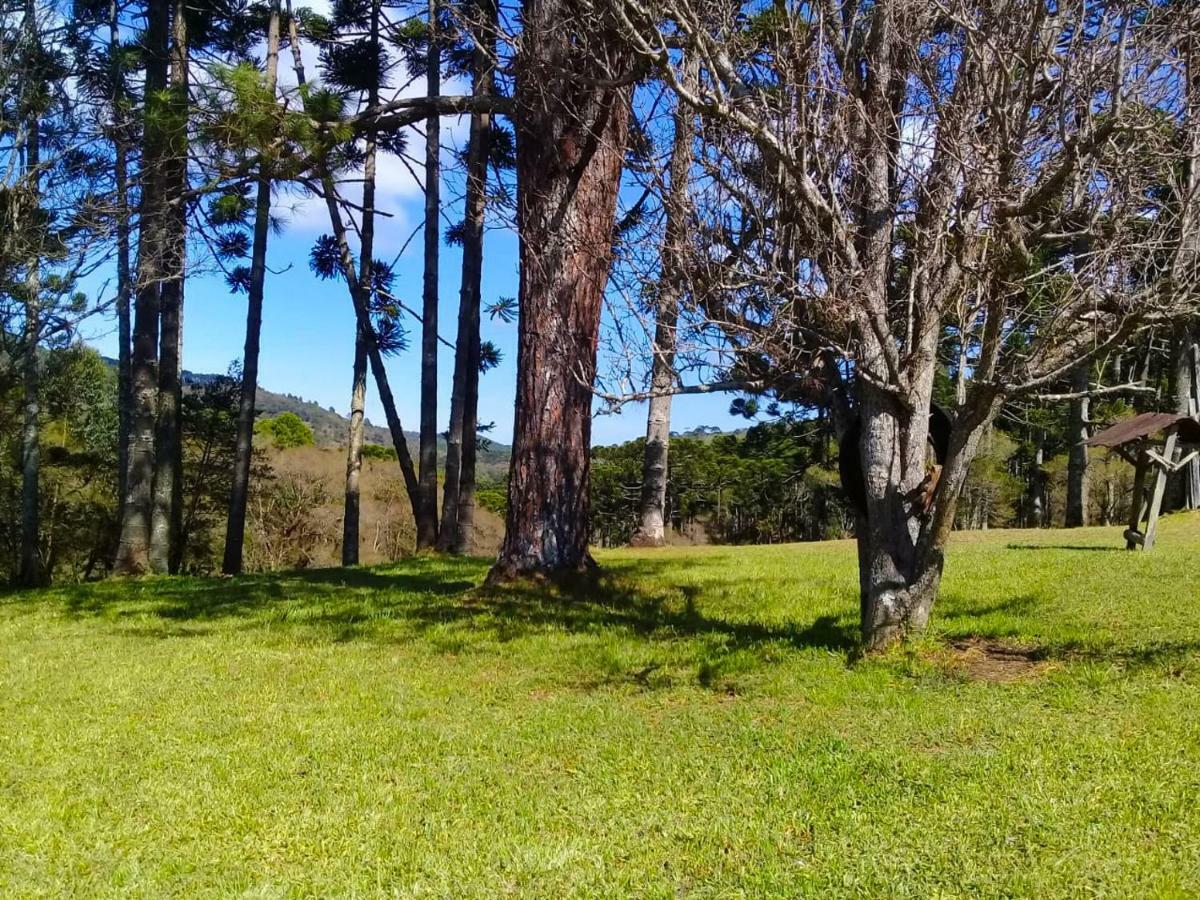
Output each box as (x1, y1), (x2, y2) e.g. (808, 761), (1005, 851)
(80, 127), (747, 447)
(77, 4), (749, 447)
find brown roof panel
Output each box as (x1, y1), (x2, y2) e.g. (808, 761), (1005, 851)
(1088, 412), (1200, 448)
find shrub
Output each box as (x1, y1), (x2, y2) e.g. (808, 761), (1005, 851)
(257, 412), (314, 449)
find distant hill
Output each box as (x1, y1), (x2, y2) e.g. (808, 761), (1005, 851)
(101, 359), (748, 470)
(101, 359), (512, 477)
(670, 424), (747, 440)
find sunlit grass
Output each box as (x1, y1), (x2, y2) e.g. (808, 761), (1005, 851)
(2, 514), (1198, 896)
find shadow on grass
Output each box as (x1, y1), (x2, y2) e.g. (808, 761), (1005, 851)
(1004, 543), (1124, 552)
(9, 556), (858, 661)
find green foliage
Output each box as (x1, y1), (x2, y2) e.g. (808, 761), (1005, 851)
(2, 518), (1199, 894)
(591, 420), (851, 546)
(178, 369), (271, 573)
(360, 443), (396, 461)
(256, 412), (315, 449)
(0, 345), (119, 583)
(475, 476), (509, 515)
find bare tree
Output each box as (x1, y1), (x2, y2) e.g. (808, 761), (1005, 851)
(1064, 363), (1090, 527)
(612, 0), (1195, 647)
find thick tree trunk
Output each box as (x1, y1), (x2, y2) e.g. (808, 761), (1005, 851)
(149, 0), (189, 574)
(1064, 363), (1090, 527)
(223, 0), (281, 575)
(342, 328), (368, 565)
(631, 59), (694, 548)
(115, 0), (170, 575)
(439, 0), (495, 554)
(857, 382), (1002, 650)
(416, 0), (441, 550)
(489, 0), (632, 579)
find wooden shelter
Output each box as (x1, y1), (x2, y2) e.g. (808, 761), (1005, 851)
(1088, 412), (1200, 550)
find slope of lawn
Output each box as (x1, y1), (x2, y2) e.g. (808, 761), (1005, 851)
(2, 514), (1199, 897)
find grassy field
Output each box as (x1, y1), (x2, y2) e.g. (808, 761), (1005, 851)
(2, 515), (1199, 897)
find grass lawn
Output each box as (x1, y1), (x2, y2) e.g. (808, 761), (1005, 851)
(2, 515), (1199, 897)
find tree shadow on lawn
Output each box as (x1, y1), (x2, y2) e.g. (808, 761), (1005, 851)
(17, 556), (1189, 676)
(936, 593), (1200, 673)
(1004, 543), (1125, 553)
(25, 556), (859, 661)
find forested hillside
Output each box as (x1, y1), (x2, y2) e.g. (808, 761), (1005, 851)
(101, 357), (513, 468)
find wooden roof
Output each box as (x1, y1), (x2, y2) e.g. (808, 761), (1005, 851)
(1088, 412), (1200, 448)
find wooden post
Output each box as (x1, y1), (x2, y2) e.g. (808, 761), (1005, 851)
(1143, 430), (1179, 551)
(1126, 450), (1148, 550)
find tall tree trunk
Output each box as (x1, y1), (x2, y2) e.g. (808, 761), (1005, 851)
(489, 0), (632, 579)
(1028, 442), (1047, 527)
(631, 57), (695, 549)
(1064, 363), (1090, 527)
(282, 0), (375, 562)
(416, 0), (441, 550)
(342, 328), (368, 565)
(340, 0), (384, 564)
(18, 0), (42, 587)
(223, 0), (282, 575)
(149, 0), (189, 574)
(295, 0), (431, 554)
(439, 0), (495, 553)
(1172, 37), (1200, 509)
(115, 0), (170, 575)
(112, 0), (132, 530)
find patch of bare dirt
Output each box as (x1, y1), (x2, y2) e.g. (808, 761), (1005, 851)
(945, 638), (1052, 683)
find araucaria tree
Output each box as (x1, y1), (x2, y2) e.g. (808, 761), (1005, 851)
(612, 0), (1196, 646)
(489, 0), (633, 578)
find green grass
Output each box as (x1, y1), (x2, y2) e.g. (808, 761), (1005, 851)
(2, 516), (1200, 897)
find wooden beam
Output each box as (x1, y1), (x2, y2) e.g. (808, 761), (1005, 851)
(1143, 431), (1179, 551)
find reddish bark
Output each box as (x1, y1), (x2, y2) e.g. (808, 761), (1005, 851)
(490, 0), (632, 578)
